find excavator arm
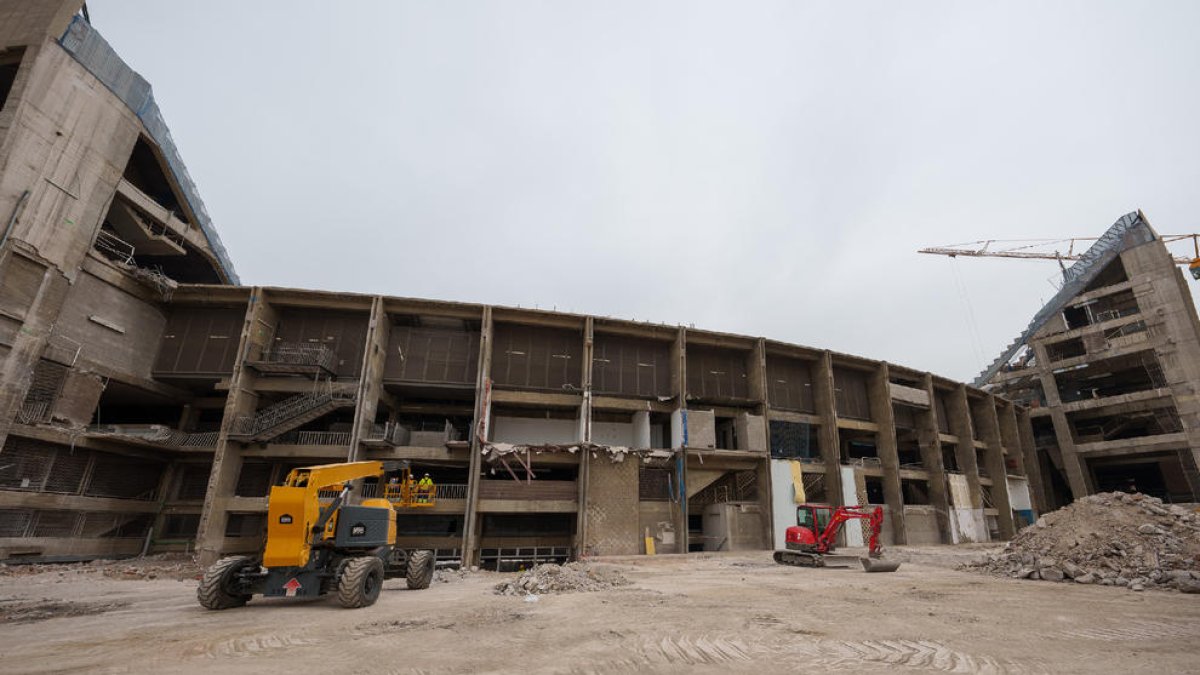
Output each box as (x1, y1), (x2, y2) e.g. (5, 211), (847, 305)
(817, 505), (885, 557)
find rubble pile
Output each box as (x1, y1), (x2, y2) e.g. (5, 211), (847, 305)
(494, 562), (630, 596)
(965, 492), (1200, 592)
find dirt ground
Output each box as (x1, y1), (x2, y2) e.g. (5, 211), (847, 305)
(1, 547), (1198, 674)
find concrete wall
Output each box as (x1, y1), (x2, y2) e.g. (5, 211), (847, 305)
(583, 457), (639, 555)
(55, 270), (166, 379)
(491, 416), (578, 445)
(903, 506), (941, 545)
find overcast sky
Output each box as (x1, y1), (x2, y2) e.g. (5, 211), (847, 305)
(94, 1), (1200, 382)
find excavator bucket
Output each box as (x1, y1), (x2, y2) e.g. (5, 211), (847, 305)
(860, 556), (901, 573)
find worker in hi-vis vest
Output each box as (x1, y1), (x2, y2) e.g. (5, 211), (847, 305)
(417, 473), (434, 503)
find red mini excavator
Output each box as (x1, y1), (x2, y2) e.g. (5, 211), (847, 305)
(774, 504), (901, 573)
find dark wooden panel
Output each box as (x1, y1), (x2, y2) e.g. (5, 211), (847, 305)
(686, 346), (750, 400)
(154, 306), (244, 376)
(492, 324), (582, 390)
(274, 309), (369, 377)
(593, 335), (671, 398)
(834, 367), (872, 420)
(386, 325), (480, 385)
(766, 355), (815, 412)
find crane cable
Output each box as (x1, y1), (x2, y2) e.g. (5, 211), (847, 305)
(947, 257), (986, 369)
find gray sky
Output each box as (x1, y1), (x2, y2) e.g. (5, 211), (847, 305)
(94, 1), (1200, 382)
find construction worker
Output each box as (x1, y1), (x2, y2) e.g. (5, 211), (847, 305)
(417, 473), (434, 503)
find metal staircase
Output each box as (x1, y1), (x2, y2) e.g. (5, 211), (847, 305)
(228, 390), (355, 442)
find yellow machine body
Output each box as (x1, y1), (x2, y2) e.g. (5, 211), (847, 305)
(262, 461), (391, 568)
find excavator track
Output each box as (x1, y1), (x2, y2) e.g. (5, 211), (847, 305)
(773, 550), (825, 568)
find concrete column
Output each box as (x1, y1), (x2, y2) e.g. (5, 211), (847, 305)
(869, 364), (906, 544)
(1031, 341), (1090, 497)
(670, 327), (689, 551)
(918, 374), (951, 542)
(750, 338), (774, 548)
(461, 306), (493, 566)
(976, 396), (1015, 538)
(574, 317), (593, 558)
(0, 266), (69, 450)
(1015, 407), (1047, 513)
(196, 289), (274, 565)
(948, 385), (983, 510)
(812, 351), (844, 506)
(348, 296), (388, 462)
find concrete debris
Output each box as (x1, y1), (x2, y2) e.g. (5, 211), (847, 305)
(963, 492), (1200, 592)
(493, 562), (630, 596)
(433, 568), (473, 584)
(482, 442), (676, 464)
(0, 553), (201, 582)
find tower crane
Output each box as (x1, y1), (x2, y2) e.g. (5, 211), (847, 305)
(918, 234), (1200, 280)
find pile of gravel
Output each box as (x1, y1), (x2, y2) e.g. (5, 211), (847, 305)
(964, 492), (1200, 592)
(493, 562), (630, 596)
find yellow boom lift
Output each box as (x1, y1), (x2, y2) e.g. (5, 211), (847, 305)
(197, 460), (436, 610)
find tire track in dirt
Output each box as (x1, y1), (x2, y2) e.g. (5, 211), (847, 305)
(571, 632), (1048, 674)
(781, 638), (1048, 674)
(1056, 619), (1200, 642)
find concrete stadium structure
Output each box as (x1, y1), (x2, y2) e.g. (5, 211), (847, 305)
(0, 1), (1042, 565)
(980, 212), (1200, 510)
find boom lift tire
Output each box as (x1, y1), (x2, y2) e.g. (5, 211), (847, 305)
(337, 556), (385, 608)
(405, 549), (434, 590)
(197, 556), (256, 610)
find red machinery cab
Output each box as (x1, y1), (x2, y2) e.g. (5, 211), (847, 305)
(785, 504), (836, 554)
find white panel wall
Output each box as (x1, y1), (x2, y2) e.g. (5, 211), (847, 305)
(491, 416), (579, 444)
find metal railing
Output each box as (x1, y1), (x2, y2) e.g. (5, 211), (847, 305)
(87, 425), (218, 448)
(273, 430), (352, 446)
(230, 390), (353, 437)
(363, 422), (409, 445)
(94, 230), (135, 265)
(259, 342), (336, 371)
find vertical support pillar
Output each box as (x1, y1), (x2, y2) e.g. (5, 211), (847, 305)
(575, 317), (594, 558)
(348, 296), (388, 462)
(197, 288), (275, 565)
(869, 363), (907, 544)
(670, 327), (688, 552)
(1032, 341), (1090, 497)
(812, 351), (844, 506)
(462, 306), (493, 567)
(949, 385), (983, 509)
(1015, 407), (1046, 513)
(750, 338), (774, 549)
(918, 374), (951, 542)
(976, 395), (1015, 539)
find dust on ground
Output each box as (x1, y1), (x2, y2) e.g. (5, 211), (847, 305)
(1, 547), (1199, 674)
(0, 552), (202, 582)
(964, 492), (1200, 592)
(0, 596), (128, 624)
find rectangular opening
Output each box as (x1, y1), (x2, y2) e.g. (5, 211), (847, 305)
(941, 442), (959, 472)
(769, 420), (820, 460)
(864, 476), (885, 505)
(839, 428), (878, 464)
(901, 479), (931, 505)
(0, 48), (25, 115)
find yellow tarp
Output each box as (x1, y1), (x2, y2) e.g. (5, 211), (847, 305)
(790, 460), (806, 504)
